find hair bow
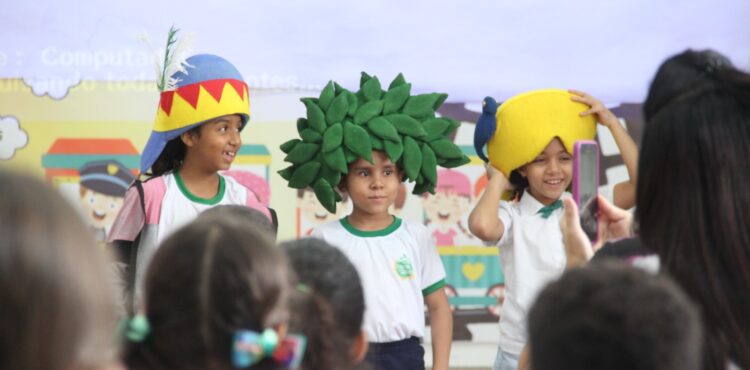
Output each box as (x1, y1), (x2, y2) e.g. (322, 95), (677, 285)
(232, 328), (306, 369)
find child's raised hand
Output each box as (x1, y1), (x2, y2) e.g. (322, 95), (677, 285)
(485, 163), (512, 192)
(569, 89), (620, 129)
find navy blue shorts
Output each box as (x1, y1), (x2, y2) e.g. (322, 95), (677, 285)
(365, 337), (425, 370)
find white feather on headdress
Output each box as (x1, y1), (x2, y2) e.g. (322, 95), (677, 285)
(139, 26), (194, 92)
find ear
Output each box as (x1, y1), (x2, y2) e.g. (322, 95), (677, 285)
(350, 330), (369, 363)
(518, 165), (527, 178)
(181, 130), (197, 148)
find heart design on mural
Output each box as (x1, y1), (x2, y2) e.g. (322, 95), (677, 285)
(461, 262), (485, 282)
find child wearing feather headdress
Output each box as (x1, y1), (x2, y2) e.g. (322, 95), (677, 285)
(278, 72), (468, 370)
(107, 27), (271, 313)
(468, 89), (638, 370)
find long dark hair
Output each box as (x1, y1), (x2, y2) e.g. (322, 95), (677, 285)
(148, 125), (201, 177)
(637, 49), (750, 369)
(124, 214), (290, 370)
(282, 238), (367, 370)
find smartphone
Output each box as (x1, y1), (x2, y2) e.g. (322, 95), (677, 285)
(572, 140), (599, 242)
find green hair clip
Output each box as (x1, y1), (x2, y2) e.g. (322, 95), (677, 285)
(279, 72), (469, 213)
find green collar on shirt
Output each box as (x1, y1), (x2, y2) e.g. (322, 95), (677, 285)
(174, 170), (225, 205)
(340, 216), (402, 237)
(537, 199), (563, 219)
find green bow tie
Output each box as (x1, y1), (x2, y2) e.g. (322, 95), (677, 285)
(537, 199), (563, 219)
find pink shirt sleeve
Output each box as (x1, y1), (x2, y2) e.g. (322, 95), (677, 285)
(106, 177), (167, 242)
(106, 186), (145, 243)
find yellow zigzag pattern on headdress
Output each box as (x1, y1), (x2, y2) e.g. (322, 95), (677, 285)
(153, 81), (250, 133)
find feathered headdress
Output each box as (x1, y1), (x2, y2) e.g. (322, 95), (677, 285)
(139, 26), (251, 173)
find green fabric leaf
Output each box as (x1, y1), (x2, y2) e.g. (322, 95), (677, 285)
(304, 99), (326, 133)
(441, 155), (471, 168)
(280, 138), (301, 154)
(277, 165), (297, 181)
(289, 162), (321, 188)
(344, 147), (358, 164)
(361, 76), (382, 102)
(421, 144), (438, 185)
(433, 93), (448, 110)
(370, 135), (384, 150)
(313, 178), (337, 213)
(384, 139), (404, 163)
(318, 81), (335, 110)
(401, 93), (442, 118)
(443, 118), (460, 136)
(367, 117), (400, 142)
(299, 128), (322, 143)
(353, 100), (384, 125)
(334, 82), (345, 95)
(429, 139), (464, 159)
(344, 91), (359, 116)
(320, 163), (342, 187)
(359, 71), (372, 87)
(385, 114), (427, 138)
(413, 180), (435, 195)
(284, 142), (320, 164)
(423, 118), (452, 141)
(296, 118), (309, 133)
(343, 122), (373, 163)
(322, 123), (343, 153)
(402, 136), (422, 181)
(300, 97), (318, 105)
(383, 83), (411, 115)
(326, 93), (349, 125)
(388, 73), (407, 90)
(323, 147), (349, 174)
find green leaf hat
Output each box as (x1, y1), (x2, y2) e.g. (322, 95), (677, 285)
(278, 72), (470, 213)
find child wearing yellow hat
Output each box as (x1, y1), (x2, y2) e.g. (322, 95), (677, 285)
(468, 89), (638, 370)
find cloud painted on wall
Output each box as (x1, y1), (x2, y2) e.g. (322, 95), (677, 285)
(0, 116), (29, 159)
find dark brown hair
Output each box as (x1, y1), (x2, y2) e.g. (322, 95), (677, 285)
(124, 214), (290, 370)
(282, 238), (366, 370)
(0, 169), (118, 370)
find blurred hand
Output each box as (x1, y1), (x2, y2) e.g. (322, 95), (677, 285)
(560, 195), (633, 268)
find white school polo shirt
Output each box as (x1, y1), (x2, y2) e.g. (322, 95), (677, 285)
(494, 190), (570, 355)
(312, 217), (446, 343)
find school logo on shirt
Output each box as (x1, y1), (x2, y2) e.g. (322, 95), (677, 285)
(394, 254), (415, 279)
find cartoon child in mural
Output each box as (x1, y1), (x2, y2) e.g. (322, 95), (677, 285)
(78, 160), (135, 242)
(423, 169), (476, 246)
(297, 187), (350, 237)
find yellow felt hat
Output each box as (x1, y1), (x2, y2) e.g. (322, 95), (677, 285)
(487, 89), (596, 177)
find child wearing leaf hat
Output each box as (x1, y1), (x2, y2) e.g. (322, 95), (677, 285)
(468, 89), (638, 370)
(107, 27), (271, 314)
(279, 72), (468, 370)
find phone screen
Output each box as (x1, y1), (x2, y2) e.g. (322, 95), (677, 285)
(578, 144), (598, 241)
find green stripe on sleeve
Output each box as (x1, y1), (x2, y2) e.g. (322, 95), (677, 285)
(422, 279), (446, 296)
